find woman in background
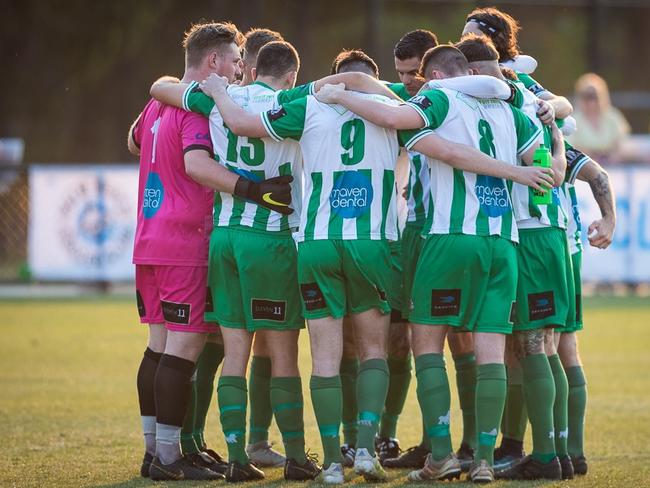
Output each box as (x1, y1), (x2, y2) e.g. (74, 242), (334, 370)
(568, 73), (630, 164)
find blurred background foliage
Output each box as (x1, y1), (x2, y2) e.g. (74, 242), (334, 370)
(2, 0), (649, 162)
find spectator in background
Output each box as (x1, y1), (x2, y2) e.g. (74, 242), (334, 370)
(568, 73), (630, 164)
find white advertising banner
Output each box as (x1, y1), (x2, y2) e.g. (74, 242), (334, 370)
(574, 166), (650, 282)
(29, 165), (138, 281)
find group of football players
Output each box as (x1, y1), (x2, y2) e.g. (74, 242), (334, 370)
(127, 5), (615, 484)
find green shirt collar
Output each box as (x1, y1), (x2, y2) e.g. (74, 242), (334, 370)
(253, 80), (275, 91)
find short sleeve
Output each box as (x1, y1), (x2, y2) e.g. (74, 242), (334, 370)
(398, 128), (435, 150)
(261, 97), (307, 142)
(404, 89), (450, 131)
(131, 113), (143, 149)
(516, 72), (548, 97)
(181, 112), (214, 157)
(506, 80), (525, 109)
(182, 81), (215, 116)
(276, 82), (315, 104)
(564, 141), (591, 184)
(509, 105), (543, 155)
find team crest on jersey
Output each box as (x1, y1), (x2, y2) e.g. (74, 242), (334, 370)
(528, 291), (555, 321)
(475, 174), (511, 218)
(410, 95), (432, 110)
(267, 107), (287, 121)
(329, 171), (374, 218)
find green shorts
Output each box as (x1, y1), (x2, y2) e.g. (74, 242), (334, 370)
(401, 223), (425, 318)
(388, 238), (406, 320)
(205, 226), (304, 331)
(410, 233), (517, 334)
(514, 227), (575, 331)
(557, 251), (583, 333)
(297, 239), (393, 320)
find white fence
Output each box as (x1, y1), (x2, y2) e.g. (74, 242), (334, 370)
(29, 165), (138, 281)
(26, 164), (650, 283)
(575, 165), (650, 283)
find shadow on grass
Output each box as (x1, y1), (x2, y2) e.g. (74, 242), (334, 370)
(89, 472), (564, 488)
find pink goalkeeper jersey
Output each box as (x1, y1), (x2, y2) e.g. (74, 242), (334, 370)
(131, 98), (214, 266)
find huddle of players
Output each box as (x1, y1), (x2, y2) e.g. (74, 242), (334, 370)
(129, 5), (615, 485)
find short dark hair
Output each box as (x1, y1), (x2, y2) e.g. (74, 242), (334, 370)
(420, 45), (469, 78)
(455, 34), (499, 63)
(183, 22), (244, 68)
(331, 49), (379, 78)
(394, 29), (439, 61)
(243, 28), (284, 61)
(466, 7), (520, 61)
(255, 41), (300, 78)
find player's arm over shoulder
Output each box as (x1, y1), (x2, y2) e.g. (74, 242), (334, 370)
(127, 113), (142, 156)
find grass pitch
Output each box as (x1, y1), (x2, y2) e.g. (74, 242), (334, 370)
(1, 296), (649, 487)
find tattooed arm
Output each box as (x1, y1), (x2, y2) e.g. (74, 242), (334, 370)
(576, 160), (616, 249)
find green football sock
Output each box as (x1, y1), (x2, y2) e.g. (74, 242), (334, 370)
(356, 359), (390, 452)
(415, 353), (452, 461)
(310, 375), (343, 467)
(379, 354), (412, 439)
(549, 354), (569, 457)
(193, 342), (224, 447)
(217, 376), (248, 464)
(453, 353), (477, 449)
(340, 358), (359, 446)
(522, 354), (556, 464)
(565, 365), (587, 457)
(271, 376), (306, 463)
(180, 374), (200, 454)
(248, 356), (272, 444)
(502, 363), (528, 442)
(475, 363), (507, 466)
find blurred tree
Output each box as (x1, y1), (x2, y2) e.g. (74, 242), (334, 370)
(0, 0), (648, 163)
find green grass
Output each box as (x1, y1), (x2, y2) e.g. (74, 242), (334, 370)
(1, 297), (649, 487)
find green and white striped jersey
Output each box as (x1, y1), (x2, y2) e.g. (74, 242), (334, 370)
(260, 92), (401, 242)
(566, 184), (583, 254)
(563, 145), (591, 254)
(385, 82), (430, 227)
(509, 78), (591, 235)
(516, 72), (550, 99)
(405, 151), (430, 226)
(400, 87), (541, 243)
(182, 80), (314, 232)
(509, 80), (569, 230)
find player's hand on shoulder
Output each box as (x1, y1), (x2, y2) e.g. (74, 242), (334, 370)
(200, 74), (229, 98)
(536, 99), (555, 125)
(315, 83), (345, 104)
(234, 175), (295, 215)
